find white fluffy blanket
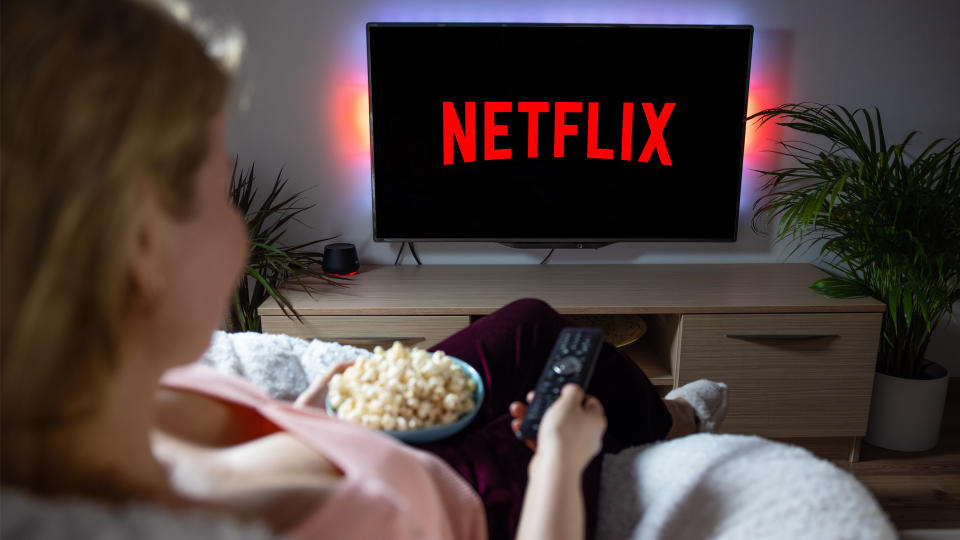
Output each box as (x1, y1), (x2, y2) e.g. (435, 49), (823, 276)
(198, 330), (373, 401)
(200, 331), (895, 540)
(596, 434), (895, 539)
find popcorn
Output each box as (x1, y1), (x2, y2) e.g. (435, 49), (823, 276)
(329, 341), (477, 431)
(442, 393), (459, 411)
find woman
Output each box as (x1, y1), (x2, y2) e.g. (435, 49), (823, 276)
(1, 1), (719, 538)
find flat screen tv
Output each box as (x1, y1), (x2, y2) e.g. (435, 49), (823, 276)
(367, 23), (753, 246)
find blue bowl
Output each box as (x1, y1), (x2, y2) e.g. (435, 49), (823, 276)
(326, 356), (485, 444)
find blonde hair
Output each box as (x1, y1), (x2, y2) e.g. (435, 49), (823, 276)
(1, 0), (229, 489)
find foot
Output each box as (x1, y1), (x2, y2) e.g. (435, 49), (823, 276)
(665, 379), (728, 433)
(663, 398), (698, 439)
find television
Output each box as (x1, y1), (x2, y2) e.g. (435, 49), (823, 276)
(366, 23), (754, 246)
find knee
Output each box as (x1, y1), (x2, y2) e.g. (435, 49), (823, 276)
(499, 298), (560, 320)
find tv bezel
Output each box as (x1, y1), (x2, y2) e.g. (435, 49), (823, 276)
(366, 22), (754, 245)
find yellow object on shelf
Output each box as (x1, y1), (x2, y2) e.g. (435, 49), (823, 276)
(564, 315), (648, 348)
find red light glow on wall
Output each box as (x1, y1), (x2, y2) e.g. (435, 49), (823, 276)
(740, 75), (788, 210)
(329, 80), (370, 165)
(744, 80), (773, 158)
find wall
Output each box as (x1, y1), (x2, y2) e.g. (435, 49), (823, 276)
(193, 0), (960, 373)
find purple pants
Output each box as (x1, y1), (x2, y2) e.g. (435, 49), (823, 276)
(420, 298), (672, 540)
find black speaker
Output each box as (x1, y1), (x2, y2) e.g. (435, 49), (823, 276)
(321, 243), (359, 275)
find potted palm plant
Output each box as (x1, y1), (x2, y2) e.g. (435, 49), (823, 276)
(228, 160), (347, 332)
(750, 103), (960, 451)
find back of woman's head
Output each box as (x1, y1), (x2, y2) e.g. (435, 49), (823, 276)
(1, 0), (229, 486)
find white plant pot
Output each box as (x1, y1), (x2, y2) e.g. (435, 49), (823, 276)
(865, 361), (950, 452)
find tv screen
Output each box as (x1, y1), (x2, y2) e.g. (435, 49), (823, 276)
(367, 23), (753, 244)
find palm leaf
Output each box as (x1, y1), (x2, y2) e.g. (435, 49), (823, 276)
(227, 158), (350, 333)
(750, 103), (960, 378)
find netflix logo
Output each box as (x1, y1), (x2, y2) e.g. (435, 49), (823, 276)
(442, 101), (675, 166)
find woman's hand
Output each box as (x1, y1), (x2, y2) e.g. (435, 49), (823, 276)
(536, 384), (606, 472)
(509, 384), (606, 472)
(293, 360), (355, 410)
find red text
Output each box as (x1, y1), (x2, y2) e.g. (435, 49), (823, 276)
(442, 101), (674, 166)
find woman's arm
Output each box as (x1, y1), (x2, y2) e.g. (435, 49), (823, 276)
(514, 384), (607, 540)
(516, 450), (588, 540)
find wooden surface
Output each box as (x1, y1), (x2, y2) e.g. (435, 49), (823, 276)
(782, 433), (960, 529)
(616, 314), (679, 387)
(678, 313), (883, 437)
(845, 380), (960, 530)
(852, 435), (960, 531)
(260, 315), (470, 351)
(620, 339), (674, 387)
(259, 264), (885, 315)
(777, 380), (960, 529)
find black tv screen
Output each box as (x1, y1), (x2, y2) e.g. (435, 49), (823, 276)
(367, 23), (753, 243)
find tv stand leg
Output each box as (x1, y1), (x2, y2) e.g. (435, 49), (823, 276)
(394, 242), (423, 265)
(408, 242), (422, 265)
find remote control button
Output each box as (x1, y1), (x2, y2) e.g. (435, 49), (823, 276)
(552, 356), (582, 375)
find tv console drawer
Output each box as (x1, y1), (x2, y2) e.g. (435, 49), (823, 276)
(260, 315), (471, 351)
(677, 313), (882, 437)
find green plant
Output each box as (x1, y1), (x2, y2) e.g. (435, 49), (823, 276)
(749, 103), (960, 378)
(228, 160), (346, 332)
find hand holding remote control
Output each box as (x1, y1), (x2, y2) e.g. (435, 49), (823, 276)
(512, 384), (606, 471)
(516, 328), (604, 441)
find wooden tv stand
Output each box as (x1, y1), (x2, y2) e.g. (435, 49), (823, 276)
(260, 263), (884, 461)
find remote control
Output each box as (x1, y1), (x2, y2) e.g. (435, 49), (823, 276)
(516, 327), (604, 443)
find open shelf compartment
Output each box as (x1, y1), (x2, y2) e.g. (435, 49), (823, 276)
(566, 313), (679, 388)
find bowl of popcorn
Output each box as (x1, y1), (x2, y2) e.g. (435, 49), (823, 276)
(326, 341), (484, 443)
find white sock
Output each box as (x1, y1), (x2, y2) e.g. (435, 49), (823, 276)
(665, 379), (728, 433)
